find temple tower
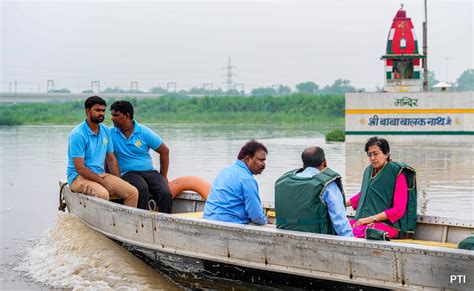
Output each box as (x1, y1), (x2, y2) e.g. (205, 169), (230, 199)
(382, 5), (425, 92)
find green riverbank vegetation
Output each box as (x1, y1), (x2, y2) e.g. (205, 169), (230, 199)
(325, 129), (346, 142)
(0, 94), (344, 127)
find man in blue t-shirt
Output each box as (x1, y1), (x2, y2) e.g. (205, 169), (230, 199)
(203, 140), (268, 225)
(109, 101), (172, 212)
(67, 96), (138, 207)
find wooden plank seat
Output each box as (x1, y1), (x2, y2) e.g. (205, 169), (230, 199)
(391, 239), (458, 249)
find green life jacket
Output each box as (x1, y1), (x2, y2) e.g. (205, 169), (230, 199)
(275, 167), (345, 234)
(458, 235), (474, 250)
(354, 161), (417, 237)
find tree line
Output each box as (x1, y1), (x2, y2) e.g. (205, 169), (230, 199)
(70, 69), (473, 96)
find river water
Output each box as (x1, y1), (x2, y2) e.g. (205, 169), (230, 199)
(1, 124), (473, 289)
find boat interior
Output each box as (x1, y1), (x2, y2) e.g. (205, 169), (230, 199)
(109, 191), (472, 249)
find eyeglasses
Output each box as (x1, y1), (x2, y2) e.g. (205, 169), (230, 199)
(367, 151), (383, 158)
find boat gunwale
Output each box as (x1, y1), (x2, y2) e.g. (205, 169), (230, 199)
(62, 186), (474, 259)
(61, 181), (473, 228)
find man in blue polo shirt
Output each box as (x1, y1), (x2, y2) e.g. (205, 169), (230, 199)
(109, 100), (172, 212)
(67, 96), (138, 207)
(203, 140), (268, 225)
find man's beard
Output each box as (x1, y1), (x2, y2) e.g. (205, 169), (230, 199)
(91, 115), (104, 124)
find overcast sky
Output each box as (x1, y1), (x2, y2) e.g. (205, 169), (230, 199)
(1, 0), (472, 93)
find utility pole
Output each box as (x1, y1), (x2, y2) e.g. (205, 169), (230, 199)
(130, 81), (138, 92)
(167, 82), (177, 92)
(91, 80), (100, 93)
(47, 80), (54, 93)
(422, 0), (428, 91)
(14, 81), (17, 95)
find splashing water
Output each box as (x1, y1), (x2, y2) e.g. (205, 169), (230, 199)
(15, 213), (180, 290)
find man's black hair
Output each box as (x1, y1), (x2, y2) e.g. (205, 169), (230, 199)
(110, 100), (134, 119)
(301, 146), (325, 168)
(84, 96), (106, 109)
(237, 140), (268, 160)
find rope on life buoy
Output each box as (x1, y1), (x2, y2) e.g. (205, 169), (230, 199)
(168, 176), (211, 200)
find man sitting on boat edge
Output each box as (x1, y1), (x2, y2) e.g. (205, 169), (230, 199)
(109, 100), (173, 213)
(66, 96), (138, 207)
(275, 146), (353, 237)
(203, 140), (268, 225)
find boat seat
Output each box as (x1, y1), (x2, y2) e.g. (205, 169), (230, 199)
(174, 211), (204, 218)
(391, 239), (458, 249)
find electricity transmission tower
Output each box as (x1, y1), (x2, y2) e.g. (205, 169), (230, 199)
(224, 56), (237, 93)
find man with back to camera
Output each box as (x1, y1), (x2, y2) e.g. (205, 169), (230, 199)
(67, 96), (138, 207)
(109, 100), (173, 212)
(275, 146), (353, 236)
(203, 140), (268, 225)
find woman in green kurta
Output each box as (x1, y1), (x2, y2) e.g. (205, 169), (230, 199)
(346, 137), (417, 239)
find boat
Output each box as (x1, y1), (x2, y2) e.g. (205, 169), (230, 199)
(58, 181), (473, 290)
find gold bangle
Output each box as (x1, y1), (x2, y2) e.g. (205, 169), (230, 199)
(371, 215), (377, 222)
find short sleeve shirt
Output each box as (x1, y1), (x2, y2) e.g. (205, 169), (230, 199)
(203, 160), (268, 225)
(109, 120), (163, 176)
(66, 120), (113, 185)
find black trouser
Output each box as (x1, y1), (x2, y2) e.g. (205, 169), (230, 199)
(122, 170), (173, 213)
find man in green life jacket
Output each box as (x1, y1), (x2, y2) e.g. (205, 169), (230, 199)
(275, 146), (353, 236)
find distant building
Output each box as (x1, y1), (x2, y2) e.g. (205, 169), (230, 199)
(382, 5), (425, 93)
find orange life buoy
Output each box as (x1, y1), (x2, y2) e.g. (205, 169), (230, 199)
(168, 176), (211, 200)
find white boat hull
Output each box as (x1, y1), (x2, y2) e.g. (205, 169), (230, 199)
(61, 183), (473, 290)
